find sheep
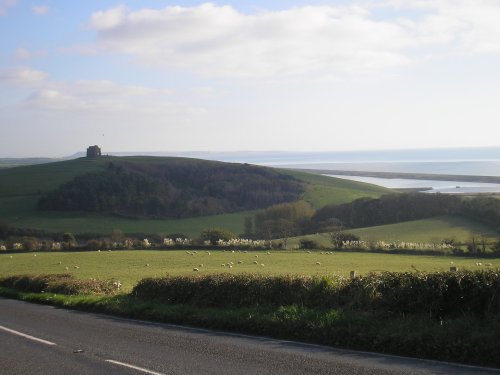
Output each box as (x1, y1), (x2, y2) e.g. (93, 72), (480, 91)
(193, 268), (199, 272)
(253, 261), (258, 264)
(316, 262), (321, 265)
(145, 263), (150, 267)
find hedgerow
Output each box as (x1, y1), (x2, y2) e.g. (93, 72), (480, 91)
(132, 270), (500, 318)
(0, 274), (121, 295)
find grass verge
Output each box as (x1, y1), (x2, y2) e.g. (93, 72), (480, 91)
(1, 271), (500, 368)
(0, 287), (498, 368)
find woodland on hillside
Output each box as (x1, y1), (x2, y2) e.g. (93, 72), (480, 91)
(38, 160), (306, 219)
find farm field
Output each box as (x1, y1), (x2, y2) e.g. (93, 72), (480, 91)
(0, 250), (496, 291)
(288, 215), (499, 248)
(0, 195), (251, 237)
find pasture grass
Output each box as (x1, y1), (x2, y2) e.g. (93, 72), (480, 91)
(0, 201), (250, 237)
(289, 215), (499, 248)
(1, 250), (496, 291)
(281, 170), (391, 208)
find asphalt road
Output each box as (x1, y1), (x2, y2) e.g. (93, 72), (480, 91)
(0, 298), (498, 375)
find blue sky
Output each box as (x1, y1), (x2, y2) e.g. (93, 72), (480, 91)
(1, 0), (500, 157)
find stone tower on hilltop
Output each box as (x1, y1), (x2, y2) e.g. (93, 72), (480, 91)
(86, 145), (102, 158)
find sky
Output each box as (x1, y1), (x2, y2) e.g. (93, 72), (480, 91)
(1, 0), (500, 157)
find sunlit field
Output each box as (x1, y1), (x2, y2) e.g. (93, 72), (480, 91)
(1, 250), (496, 291)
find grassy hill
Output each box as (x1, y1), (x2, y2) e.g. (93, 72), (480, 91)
(0, 156), (391, 236)
(289, 215), (500, 248)
(280, 169), (392, 208)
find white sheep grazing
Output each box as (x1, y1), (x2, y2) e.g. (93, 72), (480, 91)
(253, 261), (258, 264)
(193, 268), (199, 272)
(316, 262), (321, 265)
(145, 263), (150, 267)
(260, 264), (265, 267)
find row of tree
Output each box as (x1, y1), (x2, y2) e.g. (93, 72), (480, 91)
(250, 193), (500, 241)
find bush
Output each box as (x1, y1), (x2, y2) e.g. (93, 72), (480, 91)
(299, 239), (319, 249)
(132, 270), (500, 319)
(0, 274), (121, 295)
(330, 231), (360, 249)
(132, 274), (345, 309)
(200, 228), (236, 245)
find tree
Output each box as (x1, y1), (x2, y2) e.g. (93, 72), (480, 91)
(62, 232), (77, 249)
(201, 228), (236, 245)
(243, 216), (254, 238)
(299, 238), (319, 249)
(330, 231), (359, 249)
(254, 201), (313, 240)
(0, 220), (10, 239)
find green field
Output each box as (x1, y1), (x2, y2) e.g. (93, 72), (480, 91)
(0, 157), (392, 236)
(282, 169), (391, 208)
(288, 215), (500, 248)
(1, 250), (495, 291)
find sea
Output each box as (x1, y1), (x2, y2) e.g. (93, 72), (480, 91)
(109, 147), (500, 194)
(178, 147), (500, 194)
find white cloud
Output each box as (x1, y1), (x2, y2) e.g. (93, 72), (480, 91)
(387, 0), (500, 53)
(0, 67), (48, 86)
(31, 5), (49, 15)
(14, 48), (33, 60)
(90, 5), (126, 30)
(0, 0), (17, 16)
(0, 68), (200, 118)
(88, 3), (413, 79)
(85, 2), (500, 80)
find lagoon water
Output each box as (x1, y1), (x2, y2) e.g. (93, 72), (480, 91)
(325, 175), (500, 194)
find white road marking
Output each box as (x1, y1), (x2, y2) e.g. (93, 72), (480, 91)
(105, 359), (165, 375)
(0, 324), (57, 346)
